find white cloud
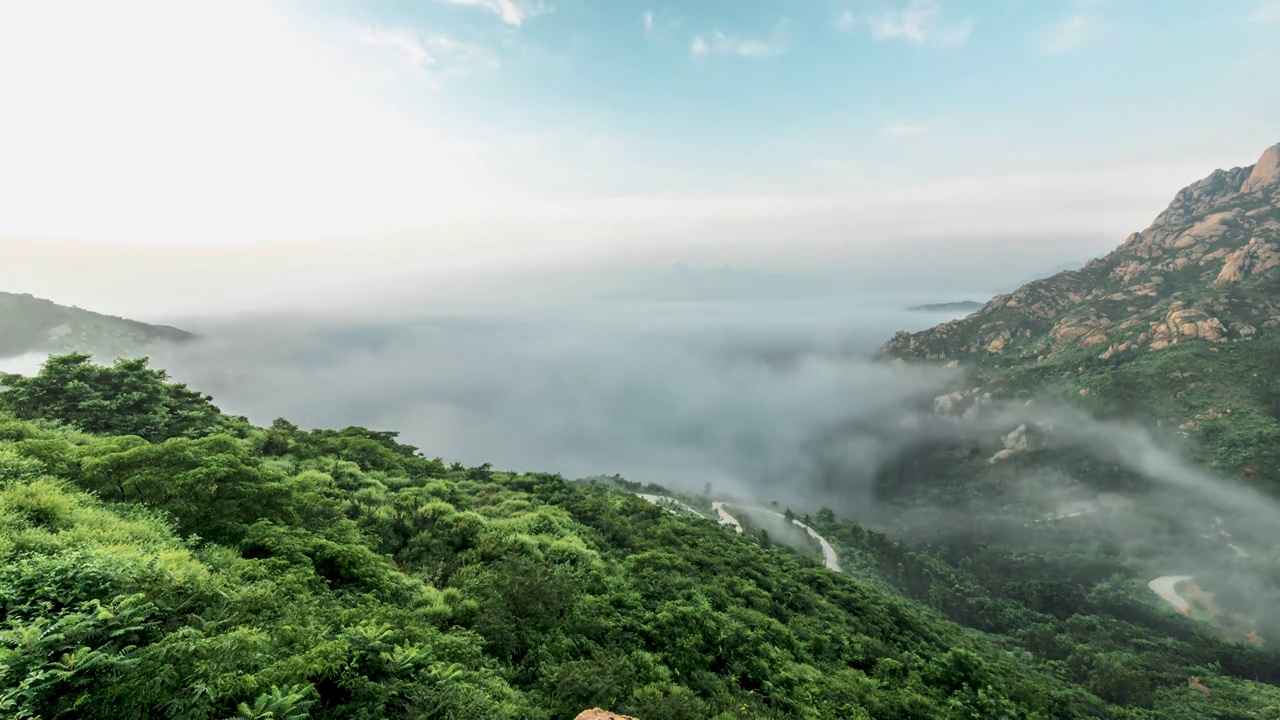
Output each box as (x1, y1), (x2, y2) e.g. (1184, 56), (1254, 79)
(0, 0), (514, 246)
(689, 27), (785, 59)
(883, 123), (926, 137)
(357, 25), (497, 80)
(439, 0), (533, 27)
(835, 10), (856, 31)
(1041, 14), (1096, 54)
(424, 34), (501, 75)
(359, 27), (434, 67)
(643, 10), (654, 36)
(1252, 1), (1280, 22)
(868, 0), (973, 48)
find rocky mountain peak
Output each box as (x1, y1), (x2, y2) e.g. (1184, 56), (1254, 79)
(1242, 142), (1280, 194)
(883, 141), (1280, 364)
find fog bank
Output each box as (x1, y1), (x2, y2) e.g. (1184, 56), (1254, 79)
(152, 294), (961, 509)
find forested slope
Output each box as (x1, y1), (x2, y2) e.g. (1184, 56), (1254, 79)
(4, 354), (1278, 718)
(0, 292), (192, 360)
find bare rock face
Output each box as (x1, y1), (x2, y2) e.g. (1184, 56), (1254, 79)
(985, 330), (1012, 353)
(1098, 342), (1132, 359)
(933, 390), (970, 415)
(988, 448), (1015, 464)
(1242, 143), (1280, 194)
(1169, 209), (1240, 248)
(1004, 424), (1029, 451)
(882, 141), (1280, 364)
(575, 710), (640, 720)
(989, 421), (1048, 462)
(1213, 238), (1280, 286)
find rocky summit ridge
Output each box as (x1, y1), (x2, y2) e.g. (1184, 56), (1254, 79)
(883, 142), (1280, 365)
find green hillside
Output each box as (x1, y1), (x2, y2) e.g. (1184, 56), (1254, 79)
(0, 292), (193, 360)
(2, 144), (1280, 718)
(3, 355), (1279, 717)
(867, 141), (1280, 709)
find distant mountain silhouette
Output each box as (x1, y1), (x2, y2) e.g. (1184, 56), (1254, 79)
(0, 291), (193, 359)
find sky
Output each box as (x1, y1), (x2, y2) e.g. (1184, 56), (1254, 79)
(1, 0), (1278, 315)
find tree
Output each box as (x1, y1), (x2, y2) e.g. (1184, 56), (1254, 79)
(0, 354), (227, 442)
(78, 434), (332, 544)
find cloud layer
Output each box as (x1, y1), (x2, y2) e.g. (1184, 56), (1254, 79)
(147, 288), (957, 507)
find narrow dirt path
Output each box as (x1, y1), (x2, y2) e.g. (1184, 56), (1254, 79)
(731, 505), (842, 573)
(713, 502), (841, 572)
(634, 493), (706, 518)
(1148, 575), (1194, 615)
(710, 501), (745, 534)
(789, 516), (843, 573)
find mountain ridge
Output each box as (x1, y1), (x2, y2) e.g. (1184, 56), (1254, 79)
(907, 300), (984, 314)
(0, 291), (193, 359)
(883, 142), (1280, 365)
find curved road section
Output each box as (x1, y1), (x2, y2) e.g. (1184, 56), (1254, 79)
(635, 493), (707, 518)
(1148, 575), (1194, 615)
(710, 501), (745, 534)
(706, 501), (841, 573)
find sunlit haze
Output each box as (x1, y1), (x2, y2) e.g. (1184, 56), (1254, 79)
(4, 3), (1280, 715)
(3, 0), (1278, 315)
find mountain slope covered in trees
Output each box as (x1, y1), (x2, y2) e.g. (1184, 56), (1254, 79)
(3, 144), (1280, 718)
(0, 292), (193, 360)
(4, 355), (1280, 717)
(862, 142), (1280, 717)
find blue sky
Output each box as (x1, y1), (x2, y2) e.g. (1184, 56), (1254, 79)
(0, 0), (1278, 313)
(281, 0), (1280, 192)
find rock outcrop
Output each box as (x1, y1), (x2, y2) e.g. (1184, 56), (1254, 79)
(882, 142), (1280, 364)
(1241, 143), (1280, 194)
(574, 710), (640, 720)
(1213, 238), (1280, 286)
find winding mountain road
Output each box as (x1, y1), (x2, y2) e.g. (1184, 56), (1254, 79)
(1148, 575), (1194, 615)
(635, 493), (707, 518)
(651, 497), (841, 573)
(710, 501), (745, 534)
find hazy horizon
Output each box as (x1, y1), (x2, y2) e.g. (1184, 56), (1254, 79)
(3, 1), (1278, 319)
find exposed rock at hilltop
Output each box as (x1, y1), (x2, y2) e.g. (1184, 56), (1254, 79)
(883, 142), (1280, 365)
(574, 710), (640, 720)
(1242, 142), (1280, 194)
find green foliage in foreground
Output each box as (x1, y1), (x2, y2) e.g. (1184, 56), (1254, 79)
(1, 356), (1278, 718)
